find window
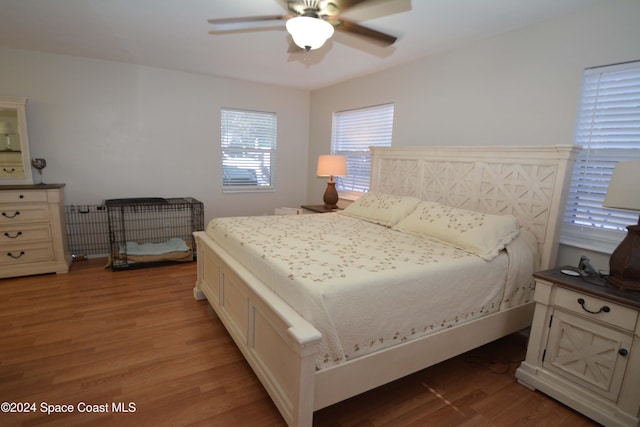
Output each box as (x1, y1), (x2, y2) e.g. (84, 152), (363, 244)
(220, 108), (277, 192)
(562, 61), (640, 253)
(331, 103), (394, 196)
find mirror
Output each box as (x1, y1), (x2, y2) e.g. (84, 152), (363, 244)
(0, 96), (33, 185)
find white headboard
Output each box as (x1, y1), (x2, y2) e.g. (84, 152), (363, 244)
(369, 145), (580, 269)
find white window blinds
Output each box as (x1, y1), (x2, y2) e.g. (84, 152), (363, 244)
(331, 103), (394, 194)
(220, 108), (277, 192)
(562, 61), (640, 252)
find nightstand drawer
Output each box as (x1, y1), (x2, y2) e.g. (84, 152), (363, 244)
(0, 203), (50, 224)
(554, 286), (638, 331)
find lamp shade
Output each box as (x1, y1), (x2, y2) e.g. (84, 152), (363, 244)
(317, 155), (347, 178)
(286, 16), (334, 51)
(603, 160), (640, 212)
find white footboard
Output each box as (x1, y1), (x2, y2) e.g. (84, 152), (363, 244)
(193, 231), (321, 427)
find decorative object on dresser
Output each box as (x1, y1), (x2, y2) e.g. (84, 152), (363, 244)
(0, 184), (72, 278)
(31, 158), (47, 185)
(515, 267), (640, 427)
(0, 96), (33, 185)
(193, 145), (580, 427)
(317, 154), (346, 209)
(603, 160), (640, 291)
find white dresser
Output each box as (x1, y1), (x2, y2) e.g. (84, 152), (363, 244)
(0, 184), (72, 278)
(516, 267), (640, 427)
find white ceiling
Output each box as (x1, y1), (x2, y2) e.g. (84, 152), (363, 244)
(0, 0), (599, 90)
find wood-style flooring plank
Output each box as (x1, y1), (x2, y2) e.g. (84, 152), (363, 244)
(0, 259), (598, 426)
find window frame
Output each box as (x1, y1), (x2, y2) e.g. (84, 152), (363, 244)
(561, 60), (640, 253)
(330, 103), (394, 199)
(220, 107), (277, 193)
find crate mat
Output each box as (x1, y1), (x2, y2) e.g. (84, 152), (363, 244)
(106, 237), (193, 268)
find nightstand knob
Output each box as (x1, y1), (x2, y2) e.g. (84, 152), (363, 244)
(619, 348), (629, 357)
(577, 298), (610, 314)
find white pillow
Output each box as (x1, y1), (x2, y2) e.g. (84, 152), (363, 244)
(393, 201), (520, 261)
(338, 192), (421, 227)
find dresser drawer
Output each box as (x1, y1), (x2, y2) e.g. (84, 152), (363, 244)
(0, 203), (50, 224)
(0, 224), (52, 244)
(0, 242), (54, 266)
(554, 286), (638, 331)
(0, 166), (25, 178)
(0, 190), (48, 204)
(0, 153), (24, 178)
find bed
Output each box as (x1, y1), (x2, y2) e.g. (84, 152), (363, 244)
(193, 145), (579, 426)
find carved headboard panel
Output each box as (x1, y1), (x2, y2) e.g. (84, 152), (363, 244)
(369, 145), (580, 269)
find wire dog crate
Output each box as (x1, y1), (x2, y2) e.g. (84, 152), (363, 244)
(65, 204), (110, 259)
(105, 197), (204, 271)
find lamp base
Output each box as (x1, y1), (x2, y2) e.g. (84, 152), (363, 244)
(322, 181), (339, 210)
(607, 224), (640, 291)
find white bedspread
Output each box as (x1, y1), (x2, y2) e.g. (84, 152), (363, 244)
(206, 213), (536, 370)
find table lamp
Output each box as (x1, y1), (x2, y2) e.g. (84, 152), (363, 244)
(317, 155), (347, 209)
(603, 160), (640, 291)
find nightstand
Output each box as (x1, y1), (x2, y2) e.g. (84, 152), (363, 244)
(300, 204), (342, 213)
(515, 267), (640, 427)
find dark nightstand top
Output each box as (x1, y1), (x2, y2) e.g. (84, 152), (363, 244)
(534, 266), (640, 310)
(300, 204), (342, 213)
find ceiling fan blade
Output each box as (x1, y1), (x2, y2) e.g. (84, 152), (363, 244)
(208, 15), (290, 33)
(332, 18), (397, 46)
(208, 15), (288, 25)
(328, 0), (372, 13)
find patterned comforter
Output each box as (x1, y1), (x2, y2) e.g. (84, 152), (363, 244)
(206, 213), (537, 370)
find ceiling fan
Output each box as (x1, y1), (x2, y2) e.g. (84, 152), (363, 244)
(208, 0), (397, 52)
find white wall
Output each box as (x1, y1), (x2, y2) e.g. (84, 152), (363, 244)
(308, 0), (640, 269)
(0, 48), (310, 223)
(3, 1), (639, 269)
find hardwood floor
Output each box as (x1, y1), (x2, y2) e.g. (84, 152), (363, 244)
(0, 259), (597, 427)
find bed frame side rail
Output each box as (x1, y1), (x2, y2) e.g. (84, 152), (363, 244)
(314, 301), (535, 410)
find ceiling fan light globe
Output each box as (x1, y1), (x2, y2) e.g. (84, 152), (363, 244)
(286, 16), (334, 50)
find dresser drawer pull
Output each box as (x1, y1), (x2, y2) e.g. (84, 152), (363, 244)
(2, 211), (20, 219)
(577, 297), (610, 314)
(619, 348), (629, 357)
(2, 167), (16, 173)
(4, 231), (23, 239)
(7, 251), (25, 259)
